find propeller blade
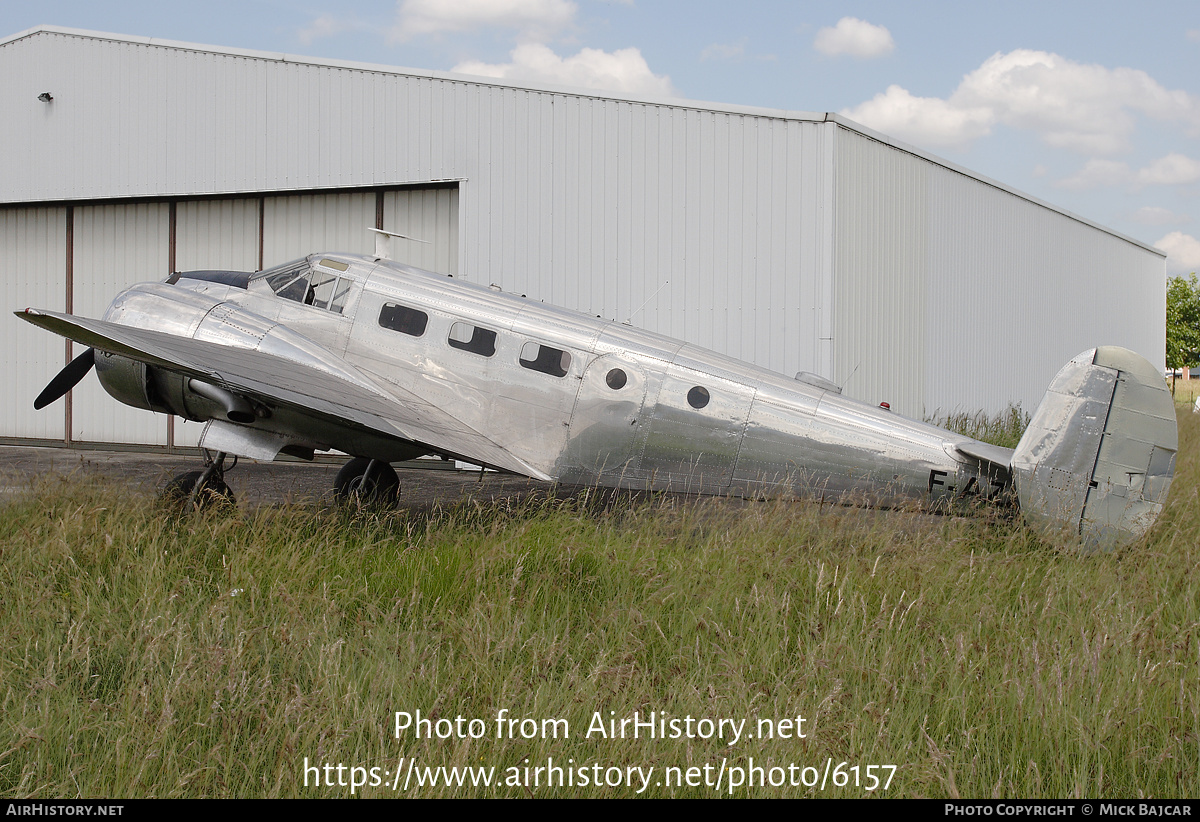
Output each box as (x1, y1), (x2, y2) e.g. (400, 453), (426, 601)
(34, 347), (96, 410)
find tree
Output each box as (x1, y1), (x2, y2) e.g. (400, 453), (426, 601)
(1165, 273), (1200, 374)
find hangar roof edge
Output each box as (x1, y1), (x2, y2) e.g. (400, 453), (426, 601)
(0, 25), (1168, 258)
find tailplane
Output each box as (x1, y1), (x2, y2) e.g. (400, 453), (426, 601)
(1011, 347), (1177, 550)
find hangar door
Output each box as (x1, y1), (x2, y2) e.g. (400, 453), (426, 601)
(1, 184), (459, 448)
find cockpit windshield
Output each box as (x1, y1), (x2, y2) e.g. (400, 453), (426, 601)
(253, 257), (355, 314)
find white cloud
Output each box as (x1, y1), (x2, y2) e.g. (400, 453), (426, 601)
(952, 50), (1200, 155)
(1135, 153), (1200, 186)
(843, 49), (1200, 156)
(702, 40), (745, 61)
(1056, 153), (1200, 190)
(840, 85), (993, 152)
(1056, 159), (1133, 190)
(814, 17), (894, 59)
(391, 0), (577, 42)
(298, 14), (360, 45)
(1131, 207), (1192, 226)
(700, 38), (776, 63)
(452, 43), (676, 97)
(1157, 231), (1200, 274)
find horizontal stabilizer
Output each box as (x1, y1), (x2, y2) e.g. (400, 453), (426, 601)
(953, 440), (1015, 471)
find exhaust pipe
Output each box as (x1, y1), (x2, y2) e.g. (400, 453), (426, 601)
(188, 379), (256, 424)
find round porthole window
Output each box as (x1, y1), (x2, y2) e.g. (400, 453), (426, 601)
(687, 386), (710, 409)
(606, 368), (628, 390)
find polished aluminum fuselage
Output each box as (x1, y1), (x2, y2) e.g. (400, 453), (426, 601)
(100, 253), (1004, 507)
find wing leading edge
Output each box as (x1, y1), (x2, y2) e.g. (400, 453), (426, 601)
(16, 308), (553, 481)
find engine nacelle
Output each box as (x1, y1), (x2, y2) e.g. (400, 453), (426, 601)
(94, 351), (163, 413)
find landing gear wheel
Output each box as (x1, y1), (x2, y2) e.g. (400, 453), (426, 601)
(335, 457), (400, 506)
(161, 469), (236, 510)
(160, 450), (237, 511)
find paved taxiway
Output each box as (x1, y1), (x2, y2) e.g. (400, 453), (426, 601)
(0, 445), (551, 510)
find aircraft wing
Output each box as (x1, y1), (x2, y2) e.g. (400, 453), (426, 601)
(16, 309), (553, 481)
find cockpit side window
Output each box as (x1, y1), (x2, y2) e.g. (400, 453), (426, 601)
(263, 260), (311, 302)
(259, 257), (354, 314)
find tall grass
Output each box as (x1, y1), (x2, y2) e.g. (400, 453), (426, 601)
(927, 403), (1031, 449)
(0, 410), (1196, 797)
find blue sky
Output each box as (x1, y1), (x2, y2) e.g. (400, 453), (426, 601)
(4, 0), (1199, 274)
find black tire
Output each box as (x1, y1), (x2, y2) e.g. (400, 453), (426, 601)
(334, 458), (400, 506)
(160, 469), (236, 510)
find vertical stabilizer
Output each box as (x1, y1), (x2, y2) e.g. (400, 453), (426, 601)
(1011, 347), (1177, 550)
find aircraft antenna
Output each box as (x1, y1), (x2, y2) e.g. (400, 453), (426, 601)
(369, 227), (431, 261)
(840, 361), (861, 393)
(624, 280), (670, 325)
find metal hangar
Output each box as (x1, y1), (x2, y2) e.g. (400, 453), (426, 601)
(0, 25), (1166, 450)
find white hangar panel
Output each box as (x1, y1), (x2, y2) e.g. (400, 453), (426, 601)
(1, 27), (840, 387)
(382, 187), (459, 275)
(260, 188), (458, 270)
(832, 131), (930, 415)
(1, 207), (67, 440)
(831, 127), (1166, 417)
(175, 199), (260, 272)
(0, 27), (1167, 452)
(922, 169), (1165, 416)
(470, 93), (835, 381)
(71, 202), (170, 445)
(262, 192), (377, 266)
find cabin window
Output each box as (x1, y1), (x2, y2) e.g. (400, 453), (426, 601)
(606, 368), (628, 390)
(519, 342), (571, 378)
(687, 386), (710, 409)
(379, 303), (429, 337)
(448, 322), (497, 357)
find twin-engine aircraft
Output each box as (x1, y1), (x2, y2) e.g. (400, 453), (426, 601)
(17, 232), (1177, 549)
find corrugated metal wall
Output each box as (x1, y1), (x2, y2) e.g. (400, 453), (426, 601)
(833, 132), (930, 415)
(0, 27), (1166, 447)
(384, 188), (460, 274)
(0, 29), (836, 381)
(176, 199), (260, 271)
(488, 101), (834, 377)
(71, 202), (171, 444)
(1, 185), (459, 446)
(2, 207), (67, 440)
(833, 128), (1165, 417)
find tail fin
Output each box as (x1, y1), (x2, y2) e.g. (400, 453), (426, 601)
(1011, 347), (1177, 550)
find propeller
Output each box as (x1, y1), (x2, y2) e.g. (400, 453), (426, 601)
(34, 347), (96, 410)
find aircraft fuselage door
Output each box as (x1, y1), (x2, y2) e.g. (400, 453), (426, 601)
(562, 353), (652, 485)
(640, 363), (756, 492)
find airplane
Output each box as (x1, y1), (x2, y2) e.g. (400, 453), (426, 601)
(15, 230), (1178, 550)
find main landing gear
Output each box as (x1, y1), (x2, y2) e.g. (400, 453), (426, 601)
(160, 452), (400, 510)
(334, 457), (400, 506)
(161, 450), (237, 510)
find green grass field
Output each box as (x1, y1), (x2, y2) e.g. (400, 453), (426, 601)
(1, 404), (1197, 798)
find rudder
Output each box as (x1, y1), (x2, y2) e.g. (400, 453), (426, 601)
(1011, 347), (1177, 550)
